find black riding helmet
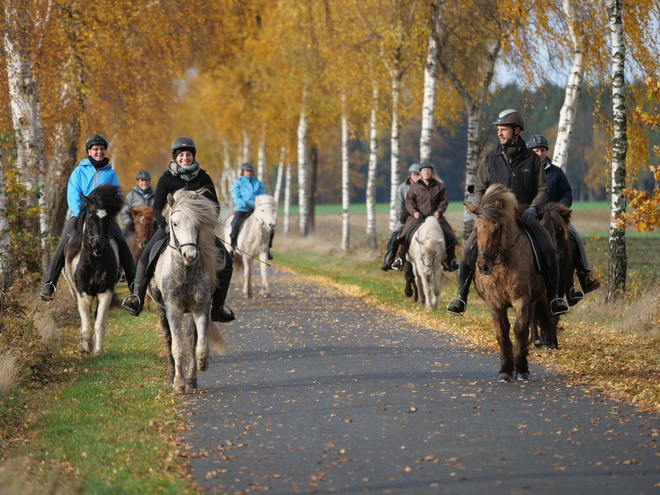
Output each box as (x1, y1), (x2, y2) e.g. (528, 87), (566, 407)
(85, 134), (108, 150)
(419, 161), (435, 171)
(135, 170), (151, 180)
(241, 162), (254, 173)
(492, 109), (525, 131)
(527, 134), (549, 150)
(171, 137), (196, 159)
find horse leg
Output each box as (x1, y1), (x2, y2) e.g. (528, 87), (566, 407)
(193, 311), (210, 374)
(419, 270), (433, 310)
(157, 305), (176, 389)
(493, 311), (514, 382)
(512, 301), (532, 380)
(77, 295), (94, 353)
(535, 299), (559, 350)
(92, 291), (113, 355)
(185, 318), (199, 390)
(167, 312), (186, 393)
(243, 257), (253, 298)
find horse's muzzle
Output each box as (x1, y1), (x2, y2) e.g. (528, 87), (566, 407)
(181, 248), (198, 265)
(476, 258), (493, 275)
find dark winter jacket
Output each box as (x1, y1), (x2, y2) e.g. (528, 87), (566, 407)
(544, 160), (573, 207)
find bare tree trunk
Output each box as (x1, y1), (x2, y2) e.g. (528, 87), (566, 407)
(0, 150), (13, 294)
(341, 94), (351, 251)
(297, 94), (309, 237)
(553, 0), (585, 172)
(462, 109), (481, 237)
(308, 147), (318, 234)
(274, 146), (285, 207)
(220, 138), (237, 214)
(388, 76), (401, 233)
(241, 130), (250, 167)
(366, 86), (379, 248)
(283, 162), (292, 235)
(257, 125), (266, 187)
(605, 0), (627, 300)
(419, 0), (445, 163)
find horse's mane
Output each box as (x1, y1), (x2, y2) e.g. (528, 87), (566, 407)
(479, 184), (518, 225)
(133, 205), (154, 223)
(80, 184), (125, 218)
(542, 203), (571, 241)
(163, 189), (223, 279)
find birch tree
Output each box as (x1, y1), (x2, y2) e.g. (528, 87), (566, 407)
(365, 86), (380, 249)
(605, 0), (627, 299)
(297, 92), (309, 236)
(257, 125), (266, 186)
(274, 146), (286, 207)
(283, 161), (292, 235)
(341, 94), (351, 251)
(0, 150), (12, 293)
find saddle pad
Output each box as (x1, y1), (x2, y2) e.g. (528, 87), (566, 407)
(522, 227), (543, 274)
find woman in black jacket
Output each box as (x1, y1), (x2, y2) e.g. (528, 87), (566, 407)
(122, 137), (235, 322)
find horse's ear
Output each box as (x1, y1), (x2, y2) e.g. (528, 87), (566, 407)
(167, 193), (175, 207)
(465, 203), (479, 215)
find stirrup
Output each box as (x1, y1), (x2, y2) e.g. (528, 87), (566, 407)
(121, 294), (142, 316)
(569, 286), (584, 301)
(391, 258), (403, 271)
(40, 282), (56, 301)
(550, 297), (569, 316)
(212, 304), (235, 323)
(446, 297), (466, 316)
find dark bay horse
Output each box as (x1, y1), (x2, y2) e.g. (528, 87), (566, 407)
(465, 184), (557, 382)
(62, 184), (124, 355)
(127, 206), (155, 311)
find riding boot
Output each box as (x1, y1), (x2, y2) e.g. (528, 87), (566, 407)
(577, 270), (600, 294)
(381, 230), (399, 271)
(121, 260), (149, 317)
(544, 264), (569, 316)
(110, 221), (136, 288)
(446, 261), (474, 316)
(210, 264), (235, 322)
(391, 244), (405, 271)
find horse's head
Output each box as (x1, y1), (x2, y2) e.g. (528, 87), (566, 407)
(254, 195), (277, 232)
(132, 206), (155, 249)
(78, 184), (124, 257)
(168, 206), (199, 265)
(467, 184), (519, 275)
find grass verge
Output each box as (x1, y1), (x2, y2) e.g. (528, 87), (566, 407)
(274, 233), (660, 413)
(0, 298), (197, 495)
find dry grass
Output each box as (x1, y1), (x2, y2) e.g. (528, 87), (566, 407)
(0, 354), (19, 396)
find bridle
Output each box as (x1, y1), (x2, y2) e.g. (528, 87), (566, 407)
(168, 208), (199, 255)
(414, 235), (443, 268)
(82, 214), (110, 253)
(475, 214), (522, 266)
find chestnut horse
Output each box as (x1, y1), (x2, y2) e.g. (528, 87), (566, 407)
(465, 184), (557, 382)
(127, 206), (155, 311)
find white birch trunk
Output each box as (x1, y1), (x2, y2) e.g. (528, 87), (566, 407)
(297, 95), (309, 237)
(462, 109), (481, 236)
(341, 94), (350, 251)
(240, 130), (250, 170)
(257, 125), (266, 186)
(274, 146), (285, 208)
(366, 86), (379, 248)
(388, 76), (401, 233)
(605, 0), (627, 299)
(221, 138), (236, 214)
(553, 0), (585, 172)
(419, 0), (445, 163)
(0, 150), (13, 292)
(283, 162), (292, 235)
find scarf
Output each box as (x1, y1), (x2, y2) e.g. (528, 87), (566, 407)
(501, 136), (525, 162)
(88, 156), (110, 169)
(168, 160), (201, 182)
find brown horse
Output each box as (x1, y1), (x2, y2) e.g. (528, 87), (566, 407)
(465, 184), (557, 382)
(126, 206), (155, 310)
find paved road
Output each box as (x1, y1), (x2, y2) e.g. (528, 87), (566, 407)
(182, 268), (659, 495)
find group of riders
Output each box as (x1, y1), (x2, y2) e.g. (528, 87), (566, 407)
(39, 135), (268, 324)
(39, 107), (599, 321)
(381, 108), (600, 317)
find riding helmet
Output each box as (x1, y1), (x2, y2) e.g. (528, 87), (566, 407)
(85, 134), (108, 150)
(408, 163), (421, 174)
(241, 162), (255, 173)
(135, 170), (151, 180)
(171, 137), (197, 159)
(419, 161), (435, 171)
(492, 109), (525, 131)
(527, 134), (549, 150)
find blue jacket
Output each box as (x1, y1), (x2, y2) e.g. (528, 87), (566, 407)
(232, 175), (265, 212)
(67, 158), (120, 217)
(544, 160), (573, 207)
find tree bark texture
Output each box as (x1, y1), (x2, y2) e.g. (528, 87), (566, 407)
(366, 86), (379, 249)
(341, 95), (351, 251)
(297, 100), (309, 236)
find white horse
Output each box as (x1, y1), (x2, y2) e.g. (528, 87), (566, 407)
(407, 216), (446, 310)
(148, 189), (229, 393)
(226, 194), (277, 298)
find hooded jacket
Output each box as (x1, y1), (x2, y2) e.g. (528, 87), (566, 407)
(67, 157), (120, 217)
(232, 175), (266, 212)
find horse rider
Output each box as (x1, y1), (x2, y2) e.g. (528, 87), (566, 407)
(229, 162), (273, 260)
(391, 161), (459, 272)
(527, 134), (600, 301)
(121, 170), (155, 237)
(122, 137), (235, 322)
(446, 109), (570, 317)
(380, 163), (420, 271)
(39, 134), (136, 301)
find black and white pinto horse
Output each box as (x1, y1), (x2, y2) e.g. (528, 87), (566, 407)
(63, 184), (124, 355)
(226, 194), (277, 298)
(407, 216), (446, 309)
(148, 189), (229, 393)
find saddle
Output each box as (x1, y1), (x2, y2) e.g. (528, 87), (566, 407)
(402, 221), (423, 247)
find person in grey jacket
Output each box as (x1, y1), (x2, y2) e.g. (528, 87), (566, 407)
(527, 135), (600, 300)
(380, 163), (420, 271)
(121, 170), (155, 237)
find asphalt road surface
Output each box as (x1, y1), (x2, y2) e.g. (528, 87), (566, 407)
(182, 268), (659, 495)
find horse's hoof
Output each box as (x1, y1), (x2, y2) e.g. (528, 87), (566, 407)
(262, 292), (271, 298)
(497, 373), (513, 383)
(79, 341), (91, 353)
(173, 384), (185, 394)
(186, 379), (198, 390)
(198, 358), (209, 371)
(515, 371), (530, 381)
(93, 348), (104, 356)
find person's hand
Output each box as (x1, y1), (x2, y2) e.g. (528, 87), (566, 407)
(433, 211), (440, 218)
(521, 207), (537, 226)
(413, 212), (421, 220)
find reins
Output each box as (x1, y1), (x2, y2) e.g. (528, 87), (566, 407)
(475, 214), (523, 265)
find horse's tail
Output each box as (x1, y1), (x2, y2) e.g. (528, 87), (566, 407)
(209, 322), (231, 355)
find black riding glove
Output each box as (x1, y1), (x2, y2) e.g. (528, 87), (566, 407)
(521, 207), (537, 226)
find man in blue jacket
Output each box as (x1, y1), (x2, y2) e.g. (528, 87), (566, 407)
(229, 162), (272, 259)
(40, 134), (136, 301)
